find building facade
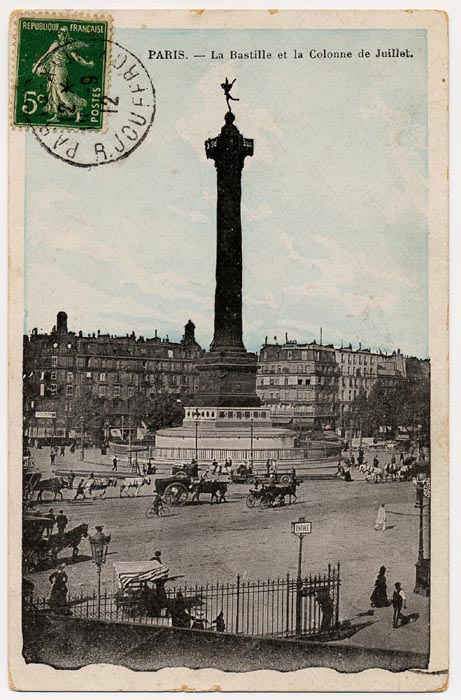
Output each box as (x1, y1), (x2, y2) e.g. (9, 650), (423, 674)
(23, 312), (202, 442)
(257, 341), (410, 431)
(257, 342), (340, 430)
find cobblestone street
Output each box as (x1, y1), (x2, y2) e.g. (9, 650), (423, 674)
(27, 447), (430, 656)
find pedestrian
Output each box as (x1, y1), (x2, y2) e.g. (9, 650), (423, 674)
(56, 509), (68, 535)
(370, 565), (389, 608)
(265, 458), (271, 477)
(213, 611), (226, 632)
(49, 563), (70, 614)
(344, 463), (353, 482)
(375, 503), (387, 531)
(373, 455), (379, 470)
(358, 447), (364, 465)
(172, 591), (190, 628)
(50, 449), (55, 467)
(392, 581), (407, 627)
(112, 455), (118, 472)
(191, 606), (209, 630)
(60, 445), (65, 457)
(45, 509), (55, 538)
(211, 459), (219, 474)
(150, 549), (162, 564)
(73, 479), (85, 500)
(290, 466), (297, 482)
(317, 590), (334, 631)
(350, 454), (356, 467)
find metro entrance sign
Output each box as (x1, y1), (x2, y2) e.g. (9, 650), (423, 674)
(291, 520), (312, 536)
(291, 517), (312, 636)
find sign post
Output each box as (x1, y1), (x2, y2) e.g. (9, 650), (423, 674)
(291, 517), (312, 636)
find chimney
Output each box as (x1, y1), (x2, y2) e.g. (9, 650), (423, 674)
(56, 311), (68, 333)
(184, 320), (196, 345)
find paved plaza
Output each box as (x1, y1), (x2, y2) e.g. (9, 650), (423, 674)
(26, 447), (429, 657)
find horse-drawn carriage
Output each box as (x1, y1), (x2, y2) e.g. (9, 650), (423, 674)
(245, 480), (300, 509)
(231, 465), (296, 486)
(22, 514), (88, 573)
(155, 474), (228, 507)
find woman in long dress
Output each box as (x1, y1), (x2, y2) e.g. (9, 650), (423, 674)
(32, 27), (94, 123)
(370, 565), (389, 608)
(48, 563), (70, 613)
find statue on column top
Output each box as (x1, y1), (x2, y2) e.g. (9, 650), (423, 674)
(220, 77), (239, 112)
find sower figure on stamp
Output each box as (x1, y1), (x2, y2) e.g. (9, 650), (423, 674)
(32, 26), (94, 124)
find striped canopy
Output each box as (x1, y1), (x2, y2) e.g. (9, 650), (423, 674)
(114, 560), (170, 589)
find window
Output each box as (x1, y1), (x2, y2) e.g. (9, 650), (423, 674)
(98, 385), (106, 398)
(66, 385), (73, 396)
(298, 379), (302, 385)
(50, 371), (57, 380)
(51, 356), (58, 367)
(113, 385), (120, 397)
(40, 384), (45, 397)
(67, 371), (73, 382)
(128, 386), (134, 397)
(50, 384), (57, 395)
(99, 372), (106, 382)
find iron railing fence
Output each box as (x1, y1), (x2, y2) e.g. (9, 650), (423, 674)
(28, 565), (340, 639)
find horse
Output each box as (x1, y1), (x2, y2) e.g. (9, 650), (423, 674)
(48, 523), (89, 563)
(120, 476), (151, 497)
(35, 474), (75, 502)
(190, 480), (228, 504)
(89, 477), (117, 499)
(275, 479), (299, 505)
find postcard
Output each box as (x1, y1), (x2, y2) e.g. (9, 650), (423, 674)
(8, 8), (448, 692)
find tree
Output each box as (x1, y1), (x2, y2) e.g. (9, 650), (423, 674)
(127, 393), (185, 434)
(72, 386), (106, 439)
(350, 376), (430, 444)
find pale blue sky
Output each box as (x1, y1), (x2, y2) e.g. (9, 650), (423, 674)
(25, 27), (428, 357)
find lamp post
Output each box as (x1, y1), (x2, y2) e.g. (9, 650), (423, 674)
(79, 415), (85, 461)
(291, 517), (312, 636)
(250, 419), (254, 469)
(412, 472), (430, 595)
(89, 525), (111, 618)
(192, 408), (200, 461)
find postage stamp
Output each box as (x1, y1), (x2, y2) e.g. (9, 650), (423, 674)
(33, 39), (156, 167)
(13, 16), (109, 130)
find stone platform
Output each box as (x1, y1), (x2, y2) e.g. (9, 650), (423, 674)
(153, 405), (305, 466)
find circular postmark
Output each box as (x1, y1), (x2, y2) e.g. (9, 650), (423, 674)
(32, 39), (156, 167)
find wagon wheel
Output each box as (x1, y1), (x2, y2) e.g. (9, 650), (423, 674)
(246, 475), (256, 485)
(164, 482), (188, 506)
(259, 493), (272, 509)
(280, 474), (291, 484)
(145, 505), (156, 519)
(246, 494), (256, 508)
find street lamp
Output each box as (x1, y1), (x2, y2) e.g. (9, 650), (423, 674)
(192, 408), (200, 461)
(79, 415), (85, 461)
(291, 517), (312, 636)
(412, 472), (430, 595)
(89, 525), (111, 618)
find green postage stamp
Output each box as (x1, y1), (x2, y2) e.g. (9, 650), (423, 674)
(13, 16), (108, 129)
